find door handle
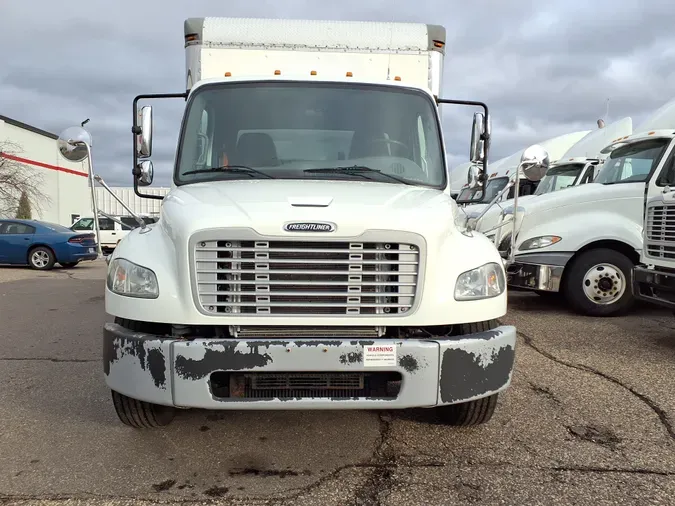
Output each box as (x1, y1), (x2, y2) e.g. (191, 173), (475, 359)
(24, 237), (29, 240)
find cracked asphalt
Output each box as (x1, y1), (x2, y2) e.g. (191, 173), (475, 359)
(1, 261), (675, 505)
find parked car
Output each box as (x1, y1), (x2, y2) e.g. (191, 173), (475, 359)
(70, 215), (158, 253)
(0, 219), (98, 270)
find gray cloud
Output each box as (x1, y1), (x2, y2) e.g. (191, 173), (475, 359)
(1, 0), (674, 186)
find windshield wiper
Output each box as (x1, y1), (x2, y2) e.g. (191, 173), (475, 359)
(304, 165), (413, 185)
(182, 165), (275, 179)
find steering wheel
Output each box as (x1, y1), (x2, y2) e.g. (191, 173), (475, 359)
(366, 138), (410, 154)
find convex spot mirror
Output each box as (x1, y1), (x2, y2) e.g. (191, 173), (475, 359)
(136, 105), (153, 158)
(137, 160), (154, 186)
(57, 126), (92, 162)
(467, 164), (480, 189)
(520, 144), (550, 182)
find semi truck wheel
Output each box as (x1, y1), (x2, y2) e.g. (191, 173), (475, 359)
(111, 390), (175, 428)
(436, 393), (498, 426)
(562, 248), (635, 317)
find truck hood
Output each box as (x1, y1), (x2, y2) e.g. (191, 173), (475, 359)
(160, 179), (457, 239)
(508, 182), (643, 216)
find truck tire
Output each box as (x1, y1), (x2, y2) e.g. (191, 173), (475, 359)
(28, 246), (56, 270)
(436, 393), (499, 426)
(111, 390), (175, 428)
(562, 248), (635, 317)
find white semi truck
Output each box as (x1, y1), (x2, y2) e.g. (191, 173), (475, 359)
(471, 117), (633, 241)
(498, 98), (675, 316)
(89, 17), (548, 429)
(455, 130), (590, 209)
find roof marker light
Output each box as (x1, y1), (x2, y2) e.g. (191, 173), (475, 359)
(224, 72), (231, 77)
(346, 71), (353, 77)
(274, 70), (281, 75)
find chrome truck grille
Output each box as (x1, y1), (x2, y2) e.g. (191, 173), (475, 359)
(645, 203), (675, 260)
(191, 231), (423, 317)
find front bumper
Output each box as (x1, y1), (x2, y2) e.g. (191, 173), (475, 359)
(632, 265), (675, 310)
(103, 323), (516, 410)
(506, 252), (573, 292)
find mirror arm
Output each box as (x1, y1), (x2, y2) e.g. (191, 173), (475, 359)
(132, 92), (187, 200)
(94, 174), (149, 231)
(466, 180), (514, 232)
(508, 163), (524, 266)
(97, 210), (130, 230)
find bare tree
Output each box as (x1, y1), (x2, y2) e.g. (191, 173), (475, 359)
(0, 140), (52, 219)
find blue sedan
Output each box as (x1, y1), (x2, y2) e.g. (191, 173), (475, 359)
(0, 219), (98, 270)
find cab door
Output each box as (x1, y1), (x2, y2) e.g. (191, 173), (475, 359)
(642, 138), (675, 265)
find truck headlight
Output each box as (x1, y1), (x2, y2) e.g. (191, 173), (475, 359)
(519, 236), (561, 251)
(106, 258), (159, 299)
(454, 262), (505, 301)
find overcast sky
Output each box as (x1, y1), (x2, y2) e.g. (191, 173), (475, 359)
(1, 0), (674, 187)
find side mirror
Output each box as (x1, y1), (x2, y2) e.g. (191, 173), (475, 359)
(137, 160), (154, 186)
(467, 165), (480, 189)
(136, 105), (153, 158)
(520, 144), (550, 182)
(469, 112), (491, 164)
(469, 112), (485, 164)
(57, 126), (93, 162)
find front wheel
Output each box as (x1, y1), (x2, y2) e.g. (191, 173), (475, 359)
(562, 248), (635, 317)
(435, 393), (499, 426)
(111, 390), (175, 428)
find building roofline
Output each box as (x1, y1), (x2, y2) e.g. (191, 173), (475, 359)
(0, 114), (58, 140)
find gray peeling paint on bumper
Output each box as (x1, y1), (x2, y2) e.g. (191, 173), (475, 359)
(103, 322), (516, 410)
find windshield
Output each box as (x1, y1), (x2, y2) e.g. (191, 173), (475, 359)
(594, 138), (669, 185)
(534, 163), (585, 195)
(456, 176), (509, 205)
(481, 176), (509, 202)
(175, 81), (446, 188)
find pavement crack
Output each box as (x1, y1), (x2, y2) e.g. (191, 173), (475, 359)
(551, 466), (675, 476)
(528, 381), (561, 405)
(519, 330), (675, 441)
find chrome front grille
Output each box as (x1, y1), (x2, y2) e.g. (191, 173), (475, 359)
(645, 204), (675, 260)
(193, 234), (422, 316)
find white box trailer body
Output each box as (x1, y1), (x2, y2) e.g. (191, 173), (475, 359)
(99, 16), (549, 430)
(503, 99), (675, 317)
(184, 17), (446, 96)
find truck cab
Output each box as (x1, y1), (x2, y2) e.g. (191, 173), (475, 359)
(501, 101), (675, 316)
(631, 127), (675, 309)
(88, 16), (549, 429)
(473, 117), (633, 242)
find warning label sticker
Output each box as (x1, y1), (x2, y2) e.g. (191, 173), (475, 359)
(363, 343), (397, 367)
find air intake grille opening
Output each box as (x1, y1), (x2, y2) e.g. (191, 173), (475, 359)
(646, 204), (675, 260)
(210, 371), (402, 399)
(194, 238), (420, 316)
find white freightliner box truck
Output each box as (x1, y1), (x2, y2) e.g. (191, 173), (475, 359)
(94, 17), (549, 429)
(499, 98), (675, 317)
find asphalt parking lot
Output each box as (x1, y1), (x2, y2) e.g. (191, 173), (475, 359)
(1, 260), (675, 506)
